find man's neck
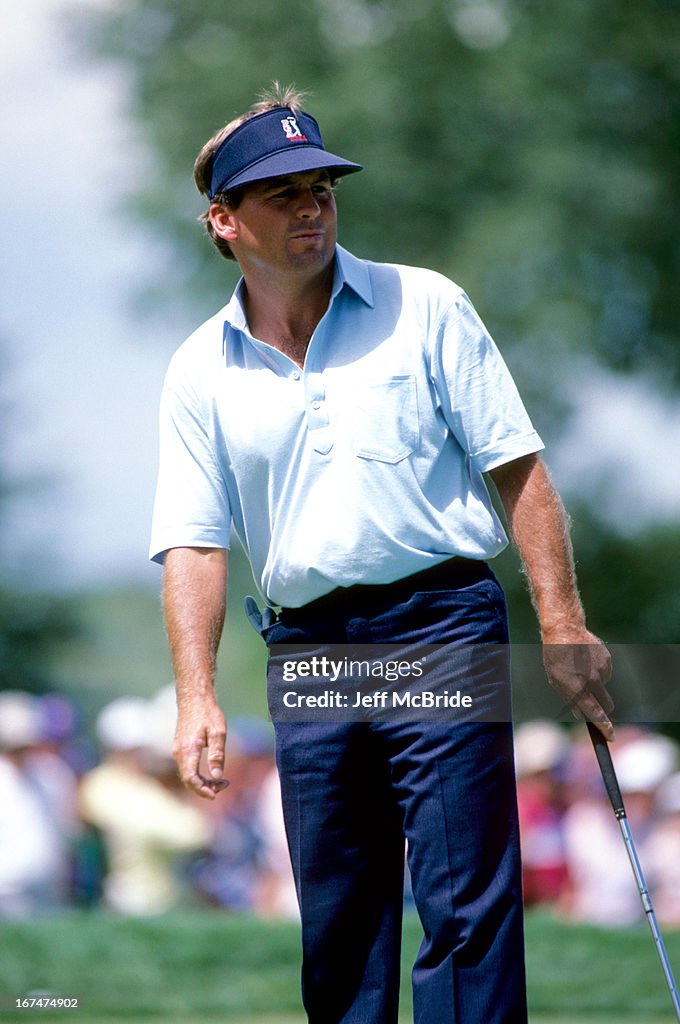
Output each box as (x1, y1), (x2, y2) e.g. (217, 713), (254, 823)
(242, 261), (335, 367)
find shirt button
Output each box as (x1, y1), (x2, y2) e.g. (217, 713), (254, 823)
(311, 400), (321, 410)
(291, 370), (300, 380)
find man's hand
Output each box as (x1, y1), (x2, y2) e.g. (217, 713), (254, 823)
(173, 696), (230, 799)
(542, 628), (614, 741)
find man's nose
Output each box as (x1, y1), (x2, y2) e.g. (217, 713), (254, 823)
(295, 188), (321, 217)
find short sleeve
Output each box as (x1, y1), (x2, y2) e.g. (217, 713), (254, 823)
(149, 357), (232, 564)
(431, 291), (544, 472)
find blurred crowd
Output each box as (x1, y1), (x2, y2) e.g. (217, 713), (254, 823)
(515, 720), (680, 927)
(0, 689), (297, 920)
(1, 688), (680, 928)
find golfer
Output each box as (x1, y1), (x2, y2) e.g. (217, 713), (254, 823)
(150, 84), (614, 1023)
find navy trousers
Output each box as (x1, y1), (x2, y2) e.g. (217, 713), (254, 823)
(262, 566), (527, 1024)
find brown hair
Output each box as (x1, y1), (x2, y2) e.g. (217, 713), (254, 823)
(194, 83), (308, 262)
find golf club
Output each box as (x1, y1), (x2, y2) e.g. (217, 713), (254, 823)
(587, 721), (680, 1021)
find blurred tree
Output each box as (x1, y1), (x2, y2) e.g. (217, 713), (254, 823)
(495, 509), (680, 732)
(78, 0), (679, 402)
(494, 507), (680, 645)
(0, 591), (75, 694)
(0, 342), (78, 694)
(73, 0), (680, 650)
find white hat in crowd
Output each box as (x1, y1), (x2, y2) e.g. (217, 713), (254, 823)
(0, 690), (42, 752)
(613, 733), (677, 794)
(514, 720), (569, 778)
(96, 696), (151, 751)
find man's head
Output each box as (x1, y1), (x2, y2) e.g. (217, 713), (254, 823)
(194, 83), (362, 261)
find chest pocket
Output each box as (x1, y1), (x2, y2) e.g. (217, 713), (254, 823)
(352, 375), (419, 464)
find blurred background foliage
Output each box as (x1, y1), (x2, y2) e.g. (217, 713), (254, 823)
(79, 0), (680, 402)
(0, 345), (79, 695)
(3, 0), (679, 724)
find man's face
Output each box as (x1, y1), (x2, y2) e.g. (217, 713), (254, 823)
(210, 169), (338, 278)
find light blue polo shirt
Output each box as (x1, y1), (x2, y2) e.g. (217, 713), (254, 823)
(150, 246), (543, 607)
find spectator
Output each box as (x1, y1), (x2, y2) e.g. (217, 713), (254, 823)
(0, 691), (73, 917)
(514, 720), (570, 908)
(79, 696), (211, 915)
(250, 756), (298, 919)
(641, 771), (680, 928)
(562, 729), (676, 925)
(187, 716), (289, 913)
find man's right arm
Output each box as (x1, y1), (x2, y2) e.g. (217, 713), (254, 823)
(163, 546), (230, 800)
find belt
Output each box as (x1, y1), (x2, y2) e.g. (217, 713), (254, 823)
(280, 557), (491, 620)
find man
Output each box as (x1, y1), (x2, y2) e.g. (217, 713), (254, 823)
(150, 84), (614, 1023)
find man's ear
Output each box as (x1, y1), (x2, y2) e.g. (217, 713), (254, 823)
(209, 203), (239, 243)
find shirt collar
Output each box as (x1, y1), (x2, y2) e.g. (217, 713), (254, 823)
(223, 278), (250, 335)
(332, 245), (374, 308)
(222, 244), (374, 336)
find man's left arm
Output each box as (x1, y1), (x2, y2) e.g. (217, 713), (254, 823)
(489, 453), (614, 740)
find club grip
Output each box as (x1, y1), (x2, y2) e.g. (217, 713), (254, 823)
(587, 722), (626, 817)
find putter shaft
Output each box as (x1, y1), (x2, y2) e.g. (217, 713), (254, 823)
(617, 814), (680, 1020)
(587, 722), (680, 1022)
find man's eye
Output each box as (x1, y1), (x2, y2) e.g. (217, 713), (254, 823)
(267, 184), (332, 202)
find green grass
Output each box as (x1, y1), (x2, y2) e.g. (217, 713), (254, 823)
(1, 910), (679, 1022)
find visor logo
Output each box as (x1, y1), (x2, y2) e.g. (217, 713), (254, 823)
(281, 116), (307, 142)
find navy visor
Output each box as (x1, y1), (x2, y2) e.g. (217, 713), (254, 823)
(208, 107), (362, 198)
